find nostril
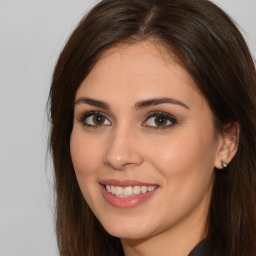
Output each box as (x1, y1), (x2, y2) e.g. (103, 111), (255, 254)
(103, 160), (127, 170)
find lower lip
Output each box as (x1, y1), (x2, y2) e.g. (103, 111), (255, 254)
(100, 185), (158, 208)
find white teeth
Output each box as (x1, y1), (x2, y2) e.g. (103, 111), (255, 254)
(111, 185), (115, 194)
(115, 186), (124, 196)
(148, 186), (155, 192)
(105, 185), (157, 197)
(124, 186), (133, 196)
(106, 185), (111, 192)
(141, 186), (147, 193)
(133, 186), (141, 195)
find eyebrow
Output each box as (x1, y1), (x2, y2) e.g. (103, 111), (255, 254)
(135, 97), (189, 110)
(74, 97), (189, 110)
(75, 97), (110, 110)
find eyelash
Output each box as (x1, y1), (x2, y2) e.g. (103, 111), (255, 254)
(79, 111), (110, 128)
(143, 111), (177, 130)
(78, 111), (177, 130)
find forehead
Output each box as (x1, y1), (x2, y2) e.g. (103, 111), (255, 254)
(76, 41), (199, 101)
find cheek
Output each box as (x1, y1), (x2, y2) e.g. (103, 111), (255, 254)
(70, 129), (105, 209)
(147, 125), (217, 187)
(144, 129), (217, 223)
(70, 129), (106, 208)
(70, 130), (102, 176)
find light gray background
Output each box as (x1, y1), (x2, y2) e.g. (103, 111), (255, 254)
(0, 1), (255, 255)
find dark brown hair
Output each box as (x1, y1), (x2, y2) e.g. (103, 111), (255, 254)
(48, 0), (256, 255)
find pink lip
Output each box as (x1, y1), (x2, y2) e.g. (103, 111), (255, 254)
(99, 179), (158, 209)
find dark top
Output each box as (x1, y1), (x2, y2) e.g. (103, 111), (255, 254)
(188, 238), (211, 256)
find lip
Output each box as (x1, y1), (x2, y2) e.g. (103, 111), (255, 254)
(99, 179), (159, 208)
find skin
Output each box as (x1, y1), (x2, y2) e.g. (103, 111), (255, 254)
(70, 41), (237, 256)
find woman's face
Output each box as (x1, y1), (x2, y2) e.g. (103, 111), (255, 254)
(70, 41), (222, 242)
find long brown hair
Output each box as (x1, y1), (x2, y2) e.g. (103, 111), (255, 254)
(48, 0), (256, 255)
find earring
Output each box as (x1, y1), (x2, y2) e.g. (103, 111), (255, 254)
(221, 159), (228, 168)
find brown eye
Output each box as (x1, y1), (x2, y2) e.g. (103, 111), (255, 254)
(93, 114), (106, 125)
(154, 115), (168, 126)
(81, 112), (111, 127)
(143, 112), (177, 129)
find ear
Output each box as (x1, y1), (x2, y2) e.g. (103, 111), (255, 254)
(214, 122), (239, 169)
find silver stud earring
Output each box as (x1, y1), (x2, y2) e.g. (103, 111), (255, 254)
(221, 159), (228, 168)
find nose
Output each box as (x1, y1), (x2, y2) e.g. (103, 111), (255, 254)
(103, 126), (144, 170)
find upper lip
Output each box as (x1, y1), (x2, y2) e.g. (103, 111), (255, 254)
(99, 179), (158, 187)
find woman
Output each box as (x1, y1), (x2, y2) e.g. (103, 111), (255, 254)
(48, 0), (256, 255)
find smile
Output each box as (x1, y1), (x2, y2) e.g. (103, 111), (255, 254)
(105, 185), (157, 197)
(99, 180), (159, 208)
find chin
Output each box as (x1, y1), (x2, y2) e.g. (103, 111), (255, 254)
(99, 214), (158, 240)
(106, 226), (151, 241)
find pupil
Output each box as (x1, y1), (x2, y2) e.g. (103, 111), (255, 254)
(156, 116), (167, 126)
(94, 115), (104, 124)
